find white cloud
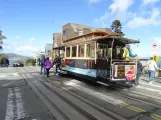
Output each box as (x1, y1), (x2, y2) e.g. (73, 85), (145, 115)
(15, 46), (38, 52)
(29, 38), (36, 44)
(143, 0), (160, 6)
(88, 0), (101, 4)
(153, 37), (161, 45)
(127, 8), (161, 28)
(15, 36), (22, 40)
(94, 0), (134, 26)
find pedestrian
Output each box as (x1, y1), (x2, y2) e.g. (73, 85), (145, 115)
(54, 55), (62, 75)
(126, 45), (137, 58)
(37, 58), (40, 66)
(147, 57), (161, 84)
(5, 58), (9, 67)
(133, 59), (143, 86)
(40, 54), (46, 75)
(45, 57), (52, 77)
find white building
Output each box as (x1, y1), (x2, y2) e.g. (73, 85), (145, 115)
(45, 43), (53, 58)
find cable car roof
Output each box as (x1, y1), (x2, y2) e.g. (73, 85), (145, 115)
(95, 34), (140, 44)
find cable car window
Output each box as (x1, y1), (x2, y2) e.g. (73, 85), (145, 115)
(108, 48), (112, 57)
(66, 47), (70, 57)
(86, 43), (95, 58)
(72, 46), (77, 57)
(97, 44), (108, 58)
(78, 45), (84, 57)
(60, 50), (64, 58)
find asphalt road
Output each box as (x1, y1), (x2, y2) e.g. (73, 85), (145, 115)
(0, 67), (54, 120)
(1, 66), (161, 120)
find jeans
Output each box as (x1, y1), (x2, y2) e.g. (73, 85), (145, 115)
(46, 68), (50, 77)
(56, 63), (61, 73)
(40, 64), (46, 74)
(148, 70), (154, 82)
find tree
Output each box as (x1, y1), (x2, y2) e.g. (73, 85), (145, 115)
(0, 30), (7, 52)
(26, 58), (36, 66)
(111, 20), (124, 36)
(0, 53), (7, 65)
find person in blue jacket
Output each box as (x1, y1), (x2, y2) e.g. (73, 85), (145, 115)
(126, 45), (137, 58)
(40, 54), (46, 75)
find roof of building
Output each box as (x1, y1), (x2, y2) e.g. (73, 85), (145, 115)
(63, 23), (113, 33)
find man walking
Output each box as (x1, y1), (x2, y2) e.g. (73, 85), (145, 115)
(54, 55), (62, 74)
(147, 57), (161, 84)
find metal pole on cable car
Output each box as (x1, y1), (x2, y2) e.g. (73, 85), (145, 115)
(110, 38), (115, 80)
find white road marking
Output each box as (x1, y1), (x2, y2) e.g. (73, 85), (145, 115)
(0, 76), (5, 78)
(12, 73), (19, 76)
(2, 81), (15, 87)
(140, 82), (161, 89)
(15, 87), (25, 119)
(5, 88), (14, 120)
(137, 86), (161, 93)
(64, 79), (124, 105)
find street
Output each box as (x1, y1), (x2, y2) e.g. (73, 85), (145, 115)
(0, 67), (161, 120)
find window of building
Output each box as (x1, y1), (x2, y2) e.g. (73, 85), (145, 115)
(63, 31), (66, 40)
(72, 46), (77, 57)
(66, 47), (70, 57)
(86, 43), (95, 58)
(78, 45), (84, 57)
(79, 30), (83, 36)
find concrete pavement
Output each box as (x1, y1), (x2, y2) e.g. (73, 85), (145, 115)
(22, 66), (161, 120)
(0, 67), (54, 120)
(1, 66), (161, 120)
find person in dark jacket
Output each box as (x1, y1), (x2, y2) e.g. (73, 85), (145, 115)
(40, 55), (46, 75)
(5, 58), (9, 67)
(134, 59), (143, 86)
(54, 55), (62, 73)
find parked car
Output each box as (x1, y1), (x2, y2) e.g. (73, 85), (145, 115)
(13, 61), (24, 67)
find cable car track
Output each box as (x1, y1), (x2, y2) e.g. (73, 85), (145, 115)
(22, 67), (161, 119)
(19, 67), (127, 120)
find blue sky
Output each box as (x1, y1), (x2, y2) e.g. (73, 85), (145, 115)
(0, 0), (161, 57)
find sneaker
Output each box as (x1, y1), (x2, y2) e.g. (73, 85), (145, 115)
(56, 73), (59, 75)
(148, 82), (152, 84)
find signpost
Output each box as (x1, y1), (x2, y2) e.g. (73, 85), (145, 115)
(152, 43), (158, 55)
(152, 43), (157, 49)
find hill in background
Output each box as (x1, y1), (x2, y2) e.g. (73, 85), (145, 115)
(6, 53), (30, 61)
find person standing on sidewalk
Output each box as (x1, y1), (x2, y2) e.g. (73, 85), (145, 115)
(5, 58), (9, 67)
(147, 57), (161, 84)
(40, 55), (46, 75)
(45, 57), (52, 77)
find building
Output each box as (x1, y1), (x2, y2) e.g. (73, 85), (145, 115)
(45, 43), (53, 58)
(52, 23), (116, 60)
(53, 33), (62, 48)
(62, 23), (113, 41)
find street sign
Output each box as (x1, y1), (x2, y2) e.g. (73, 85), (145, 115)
(152, 43), (157, 48)
(126, 70), (135, 81)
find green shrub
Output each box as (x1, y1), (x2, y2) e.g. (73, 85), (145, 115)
(26, 58), (36, 66)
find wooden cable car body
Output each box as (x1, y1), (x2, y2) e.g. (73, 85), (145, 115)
(53, 31), (140, 84)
